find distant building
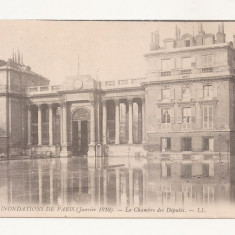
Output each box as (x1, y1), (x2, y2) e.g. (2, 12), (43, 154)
(0, 23), (235, 161)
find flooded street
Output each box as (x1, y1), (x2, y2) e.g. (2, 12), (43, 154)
(0, 155), (233, 213)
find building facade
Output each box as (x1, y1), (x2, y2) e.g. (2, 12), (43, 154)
(1, 23), (235, 160)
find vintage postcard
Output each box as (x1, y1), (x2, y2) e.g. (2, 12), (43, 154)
(0, 20), (234, 218)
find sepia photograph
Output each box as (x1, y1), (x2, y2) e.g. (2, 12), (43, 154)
(0, 20), (235, 218)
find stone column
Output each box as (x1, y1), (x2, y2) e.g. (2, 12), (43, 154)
(62, 103), (67, 145)
(141, 98), (146, 144)
(49, 104), (53, 146)
(38, 104), (42, 145)
(88, 102), (96, 157)
(90, 102), (95, 145)
(115, 99), (120, 144)
(27, 105), (31, 145)
(128, 99), (133, 144)
(60, 102), (68, 156)
(102, 100), (107, 144)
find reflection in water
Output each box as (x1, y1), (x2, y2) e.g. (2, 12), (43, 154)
(0, 155), (233, 209)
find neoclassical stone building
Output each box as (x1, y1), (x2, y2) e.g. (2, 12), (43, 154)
(1, 23), (235, 160)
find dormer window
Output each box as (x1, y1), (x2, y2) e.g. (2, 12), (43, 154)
(163, 38), (175, 49)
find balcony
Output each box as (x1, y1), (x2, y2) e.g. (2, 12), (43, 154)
(26, 85), (61, 95)
(102, 78), (145, 89)
(181, 69), (192, 75)
(161, 71), (171, 77)
(201, 67), (213, 73)
(146, 65), (232, 81)
(182, 122), (192, 130)
(161, 123), (171, 130)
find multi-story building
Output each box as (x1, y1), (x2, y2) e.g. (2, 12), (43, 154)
(0, 23), (235, 161)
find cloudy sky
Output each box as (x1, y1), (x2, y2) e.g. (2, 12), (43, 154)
(0, 21), (235, 84)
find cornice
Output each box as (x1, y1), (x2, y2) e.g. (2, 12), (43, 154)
(101, 86), (144, 94)
(142, 75), (232, 87)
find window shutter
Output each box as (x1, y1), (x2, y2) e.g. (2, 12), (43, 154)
(170, 107), (175, 123)
(198, 85), (204, 99)
(213, 82), (218, 98)
(177, 106), (182, 123)
(170, 87), (175, 100)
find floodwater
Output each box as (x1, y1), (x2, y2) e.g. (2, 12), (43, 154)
(0, 155), (234, 217)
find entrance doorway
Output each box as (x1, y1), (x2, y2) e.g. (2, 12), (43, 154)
(72, 108), (90, 156)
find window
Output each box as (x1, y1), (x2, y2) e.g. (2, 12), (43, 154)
(185, 40), (190, 47)
(161, 137), (171, 152)
(203, 85), (213, 98)
(182, 57), (191, 69)
(161, 89), (170, 100)
(161, 59), (171, 71)
(203, 105), (213, 129)
(161, 109), (170, 123)
(182, 137), (192, 151)
(183, 107), (192, 124)
(203, 137), (214, 151)
(182, 87), (191, 99)
(202, 54), (214, 67)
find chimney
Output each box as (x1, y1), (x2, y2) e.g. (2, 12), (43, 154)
(150, 31), (160, 51)
(155, 31), (160, 47)
(18, 49), (21, 64)
(198, 22), (205, 35)
(216, 23), (226, 43)
(21, 53), (23, 65)
(175, 26), (178, 40)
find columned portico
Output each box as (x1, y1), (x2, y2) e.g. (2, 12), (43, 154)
(103, 97), (145, 146)
(26, 95), (145, 158)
